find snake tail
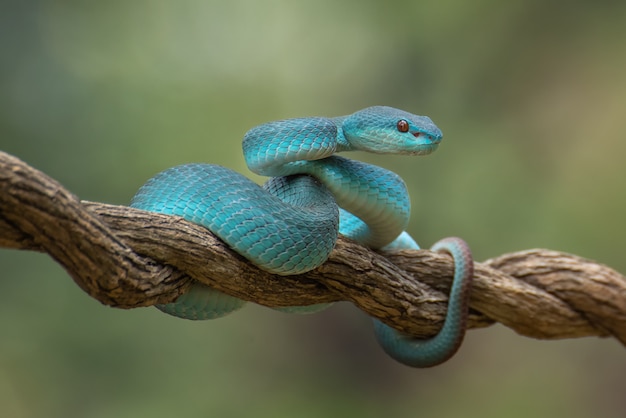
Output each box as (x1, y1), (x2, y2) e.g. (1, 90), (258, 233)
(373, 237), (474, 367)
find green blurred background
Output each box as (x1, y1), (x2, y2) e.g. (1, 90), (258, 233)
(1, 1), (625, 417)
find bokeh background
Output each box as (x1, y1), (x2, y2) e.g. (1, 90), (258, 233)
(1, 1), (625, 417)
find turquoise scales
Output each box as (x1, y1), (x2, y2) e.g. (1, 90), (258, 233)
(131, 106), (474, 367)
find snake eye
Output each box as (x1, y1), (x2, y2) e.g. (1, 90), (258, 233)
(396, 119), (409, 133)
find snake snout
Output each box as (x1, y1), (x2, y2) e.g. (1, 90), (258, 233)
(409, 131), (441, 155)
(415, 131), (442, 143)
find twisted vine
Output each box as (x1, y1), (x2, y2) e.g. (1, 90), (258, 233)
(1, 151), (625, 345)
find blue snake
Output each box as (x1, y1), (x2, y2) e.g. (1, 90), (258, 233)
(131, 106), (474, 367)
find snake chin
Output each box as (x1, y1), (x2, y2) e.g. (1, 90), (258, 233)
(408, 143), (438, 156)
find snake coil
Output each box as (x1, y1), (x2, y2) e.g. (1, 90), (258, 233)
(131, 106), (474, 367)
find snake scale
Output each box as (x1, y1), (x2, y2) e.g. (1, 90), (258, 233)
(131, 106), (474, 367)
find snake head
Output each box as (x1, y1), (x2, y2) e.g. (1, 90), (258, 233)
(341, 106), (442, 155)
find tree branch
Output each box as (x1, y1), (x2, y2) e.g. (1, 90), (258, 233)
(1, 151), (625, 345)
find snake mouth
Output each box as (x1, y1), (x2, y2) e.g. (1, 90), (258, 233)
(409, 131), (441, 155)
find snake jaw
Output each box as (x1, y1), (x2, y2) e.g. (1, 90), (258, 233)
(407, 142), (439, 156)
(408, 131), (441, 155)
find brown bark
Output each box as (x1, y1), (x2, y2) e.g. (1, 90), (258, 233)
(1, 151), (625, 344)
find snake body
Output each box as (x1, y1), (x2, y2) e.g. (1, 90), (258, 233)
(131, 106), (474, 367)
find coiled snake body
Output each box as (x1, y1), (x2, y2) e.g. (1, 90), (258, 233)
(131, 106), (474, 367)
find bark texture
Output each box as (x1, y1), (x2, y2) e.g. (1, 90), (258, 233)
(1, 151), (625, 344)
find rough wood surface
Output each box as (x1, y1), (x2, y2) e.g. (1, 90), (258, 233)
(1, 151), (625, 344)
